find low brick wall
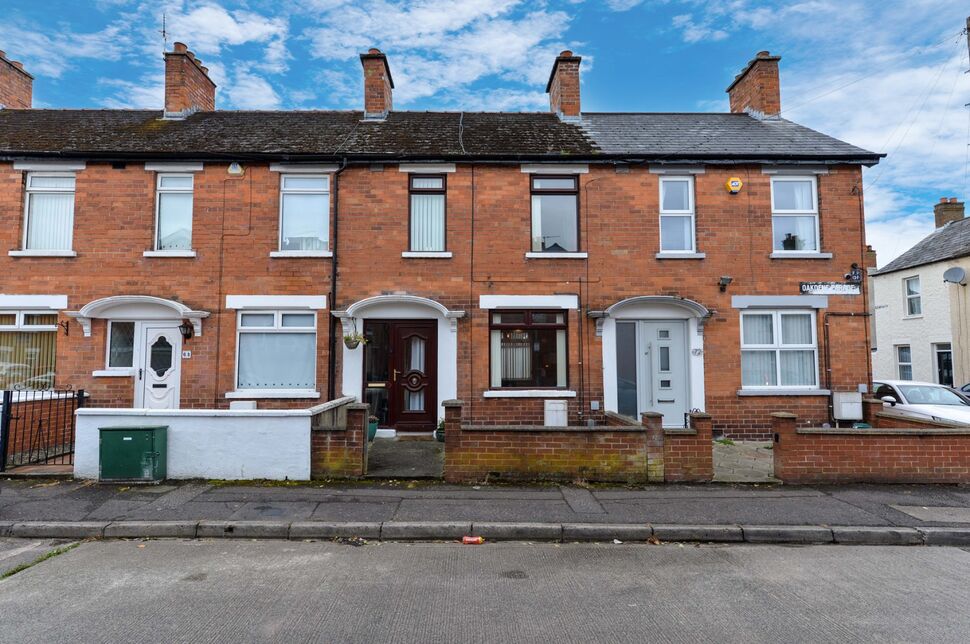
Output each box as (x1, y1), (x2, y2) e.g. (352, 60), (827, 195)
(772, 411), (970, 484)
(664, 413), (714, 482)
(310, 401), (368, 479)
(443, 402), (712, 484)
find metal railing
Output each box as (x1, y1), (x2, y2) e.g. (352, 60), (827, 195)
(0, 389), (85, 471)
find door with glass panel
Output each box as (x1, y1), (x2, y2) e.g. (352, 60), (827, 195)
(363, 320), (437, 431)
(615, 320), (689, 427)
(135, 325), (181, 409)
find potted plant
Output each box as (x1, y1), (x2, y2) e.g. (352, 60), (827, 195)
(367, 415), (379, 442)
(434, 418), (445, 443)
(343, 332), (367, 349)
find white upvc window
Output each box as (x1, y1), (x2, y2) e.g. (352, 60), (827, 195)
(235, 310), (317, 392)
(279, 175), (330, 252)
(23, 173), (76, 251)
(154, 174), (194, 251)
(770, 176), (819, 253)
(659, 176), (695, 252)
(740, 310), (818, 389)
(896, 345), (913, 380)
(903, 276), (921, 316)
(105, 321), (136, 370)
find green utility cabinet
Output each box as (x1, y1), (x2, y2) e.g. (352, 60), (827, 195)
(99, 426), (168, 482)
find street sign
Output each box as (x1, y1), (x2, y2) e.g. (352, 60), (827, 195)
(799, 282), (861, 295)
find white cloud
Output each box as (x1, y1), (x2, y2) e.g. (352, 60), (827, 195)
(225, 68), (281, 109)
(0, 22), (129, 78)
(165, 3), (289, 72)
(99, 75), (165, 109)
(603, 0), (645, 10)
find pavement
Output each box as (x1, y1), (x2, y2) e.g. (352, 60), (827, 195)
(3, 478), (970, 544)
(2, 539), (969, 643)
(366, 438), (443, 478)
(713, 440), (777, 483)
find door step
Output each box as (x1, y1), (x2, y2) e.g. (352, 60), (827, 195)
(395, 432), (435, 442)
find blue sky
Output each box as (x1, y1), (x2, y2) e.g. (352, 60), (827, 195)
(2, 0), (968, 265)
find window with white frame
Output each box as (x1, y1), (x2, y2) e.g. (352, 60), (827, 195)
(279, 175), (330, 252)
(903, 276), (921, 316)
(530, 176), (579, 253)
(155, 174), (194, 251)
(771, 176), (818, 252)
(0, 311), (58, 389)
(740, 310), (818, 388)
(236, 311), (316, 391)
(106, 321), (135, 369)
(409, 175), (446, 251)
(659, 176), (695, 252)
(896, 345), (913, 380)
(23, 173), (76, 251)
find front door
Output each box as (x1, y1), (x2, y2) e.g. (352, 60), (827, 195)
(135, 325), (182, 409)
(935, 343), (953, 387)
(616, 320), (689, 427)
(363, 320), (437, 431)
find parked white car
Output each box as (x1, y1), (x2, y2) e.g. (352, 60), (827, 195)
(872, 380), (970, 425)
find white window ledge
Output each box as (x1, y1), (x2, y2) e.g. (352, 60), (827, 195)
(737, 389), (831, 397)
(769, 252), (833, 259)
(483, 390), (577, 398)
(656, 252), (706, 259)
(8, 250), (76, 257)
(92, 369), (134, 378)
(225, 390), (321, 399)
(525, 252), (588, 259)
(143, 250), (197, 258)
(402, 251), (452, 258)
(269, 250), (333, 258)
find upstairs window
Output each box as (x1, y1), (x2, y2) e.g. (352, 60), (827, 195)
(279, 175), (329, 252)
(0, 311), (57, 390)
(155, 174), (194, 251)
(489, 311), (567, 388)
(23, 173), (75, 251)
(904, 276), (921, 316)
(530, 176), (578, 253)
(740, 310), (818, 389)
(659, 176), (695, 252)
(771, 177), (818, 252)
(409, 175), (446, 252)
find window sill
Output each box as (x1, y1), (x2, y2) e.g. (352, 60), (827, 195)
(225, 390), (321, 399)
(525, 252), (588, 259)
(769, 252), (833, 259)
(401, 251), (452, 258)
(737, 389), (831, 397)
(8, 250), (76, 257)
(92, 369), (134, 377)
(143, 250), (197, 258)
(656, 252), (706, 259)
(483, 389), (577, 398)
(269, 251), (333, 258)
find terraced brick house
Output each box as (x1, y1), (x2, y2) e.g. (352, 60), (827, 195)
(0, 44), (881, 439)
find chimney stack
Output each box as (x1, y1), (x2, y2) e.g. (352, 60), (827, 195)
(0, 50), (33, 109)
(164, 42), (216, 117)
(546, 50), (582, 119)
(934, 197), (965, 228)
(727, 51), (781, 118)
(360, 48), (393, 119)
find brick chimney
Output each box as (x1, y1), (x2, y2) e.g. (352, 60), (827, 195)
(934, 197), (965, 228)
(360, 48), (393, 119)
(164, 42), (216, 117)
(727, 51), (781, 118)
(0, 50), (33, 109)
(864, 244), (877, 269)
(546, 50), (581, 119)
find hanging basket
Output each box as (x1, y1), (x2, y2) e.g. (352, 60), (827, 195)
(343, 333), (365, 349)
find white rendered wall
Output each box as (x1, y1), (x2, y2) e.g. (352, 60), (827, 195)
(74, 409), (311, 480)
(872, 261), (952, 383)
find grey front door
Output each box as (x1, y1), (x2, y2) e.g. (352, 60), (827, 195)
(616, 320), (689, 427)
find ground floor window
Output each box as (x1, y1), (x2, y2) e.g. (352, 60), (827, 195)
(106, 321), (135, 369)
(489, 310), (566, 388)
(896, 345), (912, 380)
(236, 311), (316, 390)
(0, 311), (58, 389)
(740, 310), (818, 389)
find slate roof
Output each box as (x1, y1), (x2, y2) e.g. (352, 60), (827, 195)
(871, 217), (970, 276)
(0, 108), (881, 164)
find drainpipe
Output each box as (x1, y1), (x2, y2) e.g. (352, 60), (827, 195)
(327, 158), (349, 401)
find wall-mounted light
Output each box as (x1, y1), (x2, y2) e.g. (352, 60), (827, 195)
(718, 276), (733, 292)
(178, 320), (194, 341)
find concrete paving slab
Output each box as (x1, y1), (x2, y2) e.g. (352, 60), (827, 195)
(10, 521), (107, 539)
(103, 521), (199, 538)
(560, 486), (606, 514)
(289, 522), (382, 540)
(890, 505), (970, 523)
(366, 439), (443, 479)
(831, 526), (924, 546)
(310, 501), (399, 522)
(380, 521), (471, 540)
(471, 522), (562, 541)
(393, 498), (577, 523)
(196, 521), (290, 539)
(917, 527), (970, 546)
(742, 525), (834, 544)
(228, 501), (318, 521)
(562, 523), (652, 542)
(123, 501), (246, 521)
(652, 524), (743, 542)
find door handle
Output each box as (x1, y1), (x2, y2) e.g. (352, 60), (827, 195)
(138, 368), (143, 380)
(393, 369), (400, 382)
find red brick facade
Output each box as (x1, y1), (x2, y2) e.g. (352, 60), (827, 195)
(0, 51), (32, 109)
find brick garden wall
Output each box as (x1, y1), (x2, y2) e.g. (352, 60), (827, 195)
(664, 413), (714, 482)
(310, 402), (368, 478)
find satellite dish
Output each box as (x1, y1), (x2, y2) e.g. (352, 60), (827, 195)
(943, 266), (966, 285)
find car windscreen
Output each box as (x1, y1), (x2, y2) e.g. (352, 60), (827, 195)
(897, 385), (969, 406)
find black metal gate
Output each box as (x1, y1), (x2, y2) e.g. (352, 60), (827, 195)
(0, 389), (85, 471)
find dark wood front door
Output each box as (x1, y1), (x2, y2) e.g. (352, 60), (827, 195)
(363, 320), (437, 431)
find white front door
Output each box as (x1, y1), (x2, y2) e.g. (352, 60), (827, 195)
(616, 320), (690, 427)
(135, 325), (182, 409)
